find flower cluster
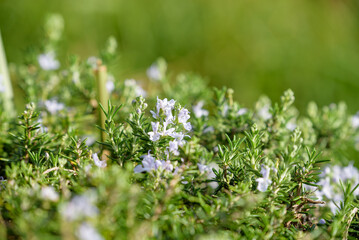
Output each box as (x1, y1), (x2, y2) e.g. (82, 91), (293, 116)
(309, 163), (359, 213)
(149, 97), (191, 154)
(134, 97), (192, 173)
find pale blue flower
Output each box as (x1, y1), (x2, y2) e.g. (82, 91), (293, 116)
(124, 79), (147, 97)
(147, 63), (162, 81)
(237, 108), (248, 116)
(352, 112), (359, 128)
(106, 75), (115, 93)
(41, 186), (59, 202)
(87, 56), (99, 69)
(44, 99), (64, 114)
(197, 163), (218, 188)
(318, 219), (326, 224)
(256, 165), (272, 192)
(38, 52), (60, 70)
(77, 222), (104, 240)
(134, 151), (173, 173)
(258, 105), (272, 120)
(178, 108), (190, 124)
(62, 192), (98, 221)
(151, 97), (176, 119)
(148, 122), (161, 141)
(193, 101), (209, 118)
(92, 153), (107, 168)
(168, 140), (179, 156)
(286, 122), (297, 131)
(203, 126), (214, 134)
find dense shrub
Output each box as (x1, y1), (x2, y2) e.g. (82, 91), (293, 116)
(0, 15), (359, 240)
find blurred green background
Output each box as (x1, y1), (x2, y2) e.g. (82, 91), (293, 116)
(1, 0), (359, 111)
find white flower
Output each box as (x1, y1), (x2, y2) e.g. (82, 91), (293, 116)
(124, 79), (147, 97)
(150, 110), (158, 119)
(222, 104), (229, 117)
(37, 118), (48, 133)
(157, 97), (176, 115)
(41, 186), (59, 201)
(83, 135), (96, 146)
(147, 63), (162, 81)
(148, 122), (161, 141)
(157, 160), (174, 172)
(256, 165), (272, 192)
(326, 193), (343, 214)
(168, 140), (179, 156)
(87, 56), (99, 69)
(197, 163), (218, 188)
(178, 108), (191, 124)
(134, 151), (173, 173)
(237, 108), (248, 116)
(77, 222), (104, 240)
(258, 105), (272, 120)
(203, 126), (214, 134)
(151, 97), (175, 119)
(134, 151), (157, 173)
(342, 163), (359, 182)
(44, 99), (65, 114)
(316, 177), (333, 199)
(72, 71), (80, 84)
(38, 52), (60, 70)
(162, 120), (175, 136)
(352, 113), (359, 128)
(286, 122), (297, 131)
(124, 79), (137, 87)
(92, 153), (107, 168)
(192, 101), (209, 118)
(62, 192), (98, 221)
(197, 163), (212, 174)
(331, 165), (343, 183)
(170, 132), (186, 146)
(302, 183), (317, 192)
(164, 109), (174, 123)
(106, 76), (115, 93)
(183, 122), (192, 131)
(314, 164), (359, 214)
(178, 107), (191, 131)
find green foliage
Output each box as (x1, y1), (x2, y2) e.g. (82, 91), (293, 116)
(1, 15), (359, 240)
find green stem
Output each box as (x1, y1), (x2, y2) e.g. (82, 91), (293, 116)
(0, 30), (15, 117)
(94, 62), (109, 143)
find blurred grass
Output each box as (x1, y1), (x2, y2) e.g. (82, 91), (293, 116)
(1, 0), (359, 111)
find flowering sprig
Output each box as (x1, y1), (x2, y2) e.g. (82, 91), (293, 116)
(148, 97), (191, 158)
